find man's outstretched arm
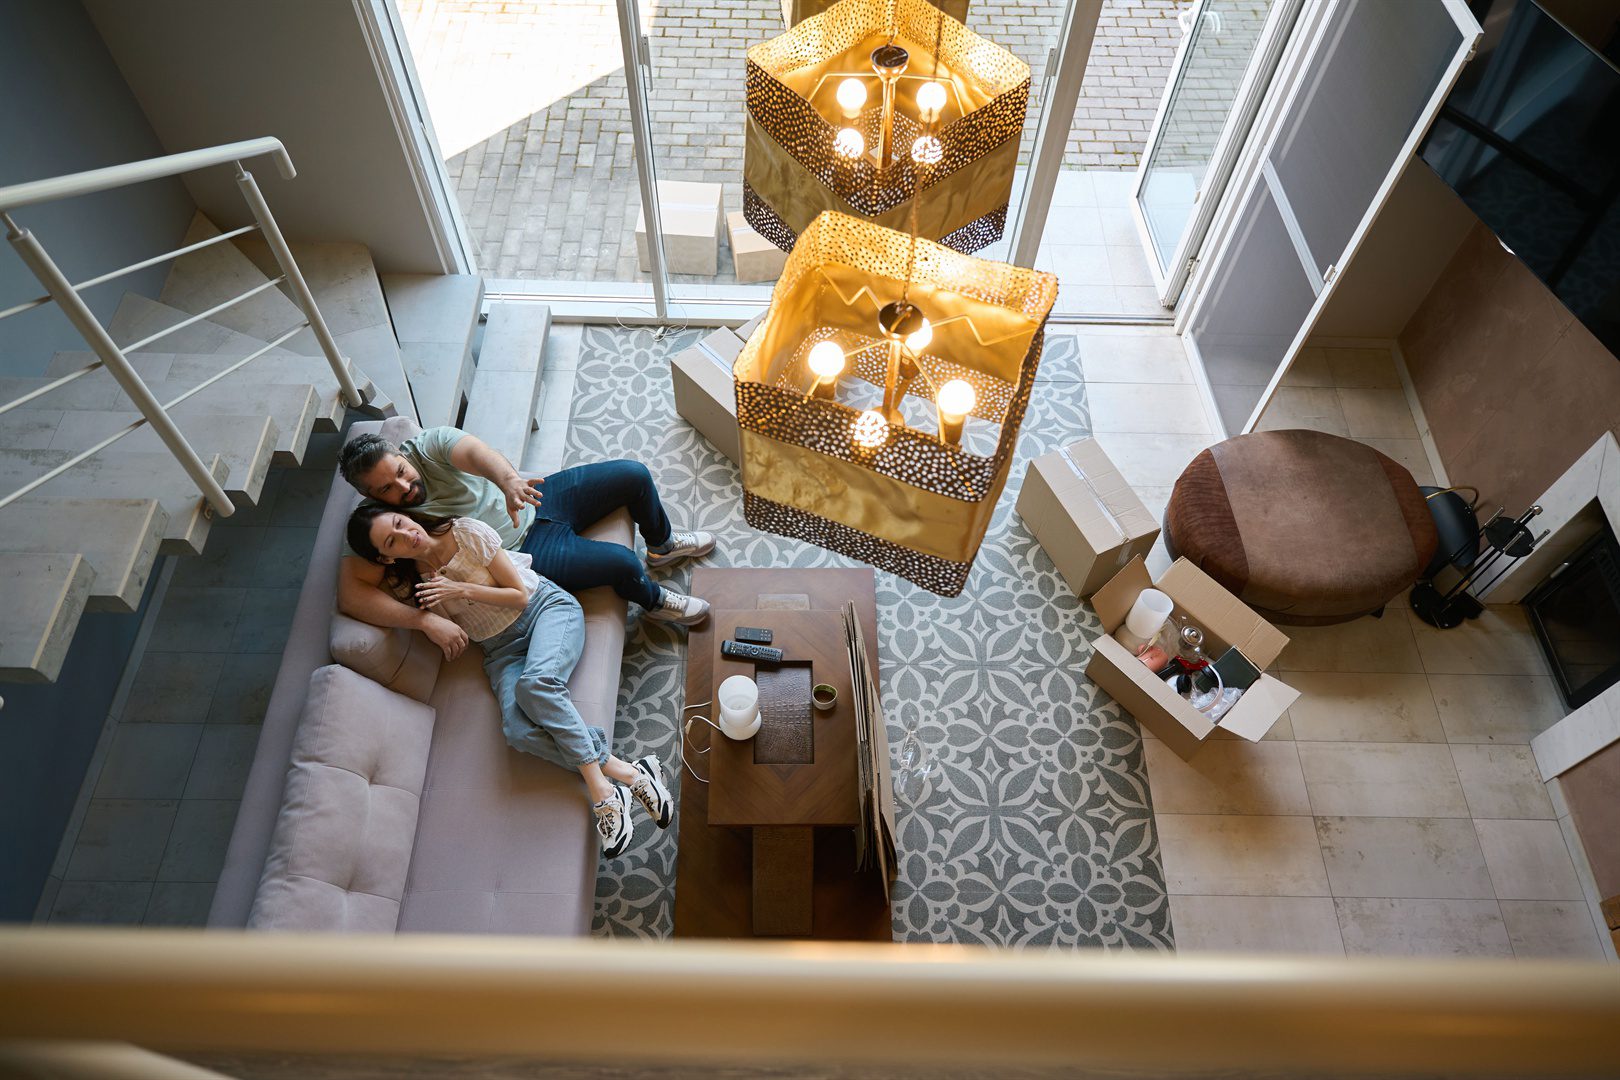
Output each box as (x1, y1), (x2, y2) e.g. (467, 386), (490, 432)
(337, 556), (468, 659)
(447, 431), (542, 528)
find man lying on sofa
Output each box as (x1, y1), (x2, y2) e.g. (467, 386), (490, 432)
(336, 426), (715, 660)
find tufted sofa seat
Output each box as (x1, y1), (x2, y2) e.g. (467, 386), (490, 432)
(210, 417), (632, 935)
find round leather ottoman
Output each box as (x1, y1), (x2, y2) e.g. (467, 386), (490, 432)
(1163, 430), (1437, 625)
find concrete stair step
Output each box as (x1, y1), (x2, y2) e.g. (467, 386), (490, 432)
(0, 377), (319, 467)
(159, 213), (309, 344)
(0, 552), (94, 683)
(45, 346), (367, 435)
(0, 496), (168, 614)
(231, 234), (416, 423)
(462, 302), (550, 466)
(43, 411), (278, 508)
(380, 273), (483, 428)
(0, 450), (229, 556)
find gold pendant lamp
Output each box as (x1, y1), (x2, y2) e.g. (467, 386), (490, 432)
(744, 0), (1029, 255)
(733, 210), (1058, 596)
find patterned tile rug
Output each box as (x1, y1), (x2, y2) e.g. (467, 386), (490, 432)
(566, 326), (1172, 948)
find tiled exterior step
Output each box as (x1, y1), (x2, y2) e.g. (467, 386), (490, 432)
(462, 302), (550, 466)
(380, 273), (483, 429)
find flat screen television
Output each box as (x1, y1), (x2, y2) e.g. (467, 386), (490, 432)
(1419, 0), (1620, 358)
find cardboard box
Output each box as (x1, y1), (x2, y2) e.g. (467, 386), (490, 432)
(1017, 438), (1160, 598)
(1086, 556), (1300, 759)
(728, 211), (788, 283)
(737, 310), (767, 342)
(671, 326), (744, 465)
(636, 180), (723, 276)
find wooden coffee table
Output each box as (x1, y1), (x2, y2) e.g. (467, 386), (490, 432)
(672, 566), (893, 940)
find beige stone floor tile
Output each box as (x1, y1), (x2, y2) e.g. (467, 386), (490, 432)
(1356, 438), (1437, 486)
(1211, 710), (1296, 742)
(1315, 816), (1495, 898)
(1406, 605), (1550, 676)
(1254, 387), (1349, 436)
(1087, 383), (1211, 435)
(1074, 332), (1191, 384)
(1427, 673), (1566, 743)
(1499, 900), (1608, 959)
(1281, 347), (1333, 387)
(1323, 346), (1401, 389)
(1143, 740), (1310, 815)
(1156, 814), (1330, 897)
(1475, 818), (1584, 901)
(1334, 897), (1512, 957)
(1284, 672), (1444, 742)
(1276, 615), (1424, 674)
(1297, 742), (1470, 818)
(1169, 895), (1345, 955)
(1449, 744), (1556, 819)
(1339, 387), (1420, 439)
(1088, 432), (1214, 490)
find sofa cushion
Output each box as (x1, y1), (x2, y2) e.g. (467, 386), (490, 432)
(249, 664), (436, 932)
(330, 612), (443, 703)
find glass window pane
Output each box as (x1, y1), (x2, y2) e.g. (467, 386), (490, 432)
(1190, 181), (1316, 432)
(1267, 0), (1463, 275)
(1138, 0), (1274, 274)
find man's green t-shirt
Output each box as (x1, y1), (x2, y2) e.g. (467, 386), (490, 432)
(342, 426), (535, 557)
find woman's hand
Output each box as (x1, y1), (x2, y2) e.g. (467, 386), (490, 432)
(415, 572), (470, 608)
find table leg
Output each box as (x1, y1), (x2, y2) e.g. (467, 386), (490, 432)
(752, 826), (813, 936)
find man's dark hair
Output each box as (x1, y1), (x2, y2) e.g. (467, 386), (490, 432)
(339, 433), (395, 492)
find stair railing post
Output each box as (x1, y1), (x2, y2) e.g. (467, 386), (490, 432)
(3, 214), (234, 517)
(233, 164), (365, 408)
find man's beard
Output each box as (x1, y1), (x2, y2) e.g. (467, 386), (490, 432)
(402, 481), (426, 506)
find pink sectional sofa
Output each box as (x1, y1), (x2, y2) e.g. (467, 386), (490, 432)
(209, 417), (631, 935)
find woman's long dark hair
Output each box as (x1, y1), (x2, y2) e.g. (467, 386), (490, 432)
(346, 504), (456, 606)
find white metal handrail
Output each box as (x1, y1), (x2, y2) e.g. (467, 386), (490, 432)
(0, 137), (365, 517)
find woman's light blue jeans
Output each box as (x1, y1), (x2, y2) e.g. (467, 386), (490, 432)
(480, 578), (608, 770)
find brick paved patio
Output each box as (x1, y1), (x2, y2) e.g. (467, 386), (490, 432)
(401, 0), (1186, 283)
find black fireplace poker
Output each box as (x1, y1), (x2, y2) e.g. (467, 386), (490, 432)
(1411, 504), (1547, 629)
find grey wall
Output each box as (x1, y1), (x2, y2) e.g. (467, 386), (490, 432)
(0, 0), (196, 377)
(82, 0), (448, 274)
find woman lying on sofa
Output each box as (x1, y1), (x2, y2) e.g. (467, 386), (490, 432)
(347, 504), (669, 858)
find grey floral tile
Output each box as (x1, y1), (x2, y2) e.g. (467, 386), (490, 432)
(567, 327), (1170, 949)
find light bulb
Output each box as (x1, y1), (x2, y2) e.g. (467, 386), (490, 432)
(836, 77), (868, 115)
(937, 379), (976, 419)
(911, 135), (943, 166)
(904, 317), (932, 353)
(916, 80), (947, 120)
(808, 340), (846, 380)
(852, 409), (889, 450)
(833, 127), (866, 160)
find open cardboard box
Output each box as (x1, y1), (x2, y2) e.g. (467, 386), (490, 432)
(670, 326), (747, 465)
(1086, 556), (1300, 760)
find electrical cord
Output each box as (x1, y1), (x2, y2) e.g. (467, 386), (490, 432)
(679, 699), (715, 783)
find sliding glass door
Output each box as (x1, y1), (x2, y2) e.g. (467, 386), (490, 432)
(1184, 0), (1482, 434)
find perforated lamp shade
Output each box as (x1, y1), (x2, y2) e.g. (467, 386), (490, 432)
(733, 211), (1058, 596)
(744, 0), (1029, 255)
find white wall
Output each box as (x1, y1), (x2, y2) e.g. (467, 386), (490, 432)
(82, 0), (447, 274)
(1309, 159), (1476, 340)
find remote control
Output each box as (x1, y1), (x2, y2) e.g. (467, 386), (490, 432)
(721, 640), (783, 664)
(733, 626), (774, 645)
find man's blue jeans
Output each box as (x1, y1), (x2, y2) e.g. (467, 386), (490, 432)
(480, 579), (607, 770)
(517, 459), (672, 611)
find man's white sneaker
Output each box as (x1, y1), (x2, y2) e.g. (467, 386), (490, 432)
(592, 786), (633, 858)
(629, 755), (673, 829)
(646, 530), (717, 568)
(644, 587), (710, 626)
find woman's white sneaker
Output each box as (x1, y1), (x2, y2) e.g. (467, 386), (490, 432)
(629, 755), (673, 828)
(646, 530), (717, 568)
(592, 786), (633, 858)
(644, 587), (710, 625)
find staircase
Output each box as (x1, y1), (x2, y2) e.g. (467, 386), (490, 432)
(0, 143), (563, 686)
